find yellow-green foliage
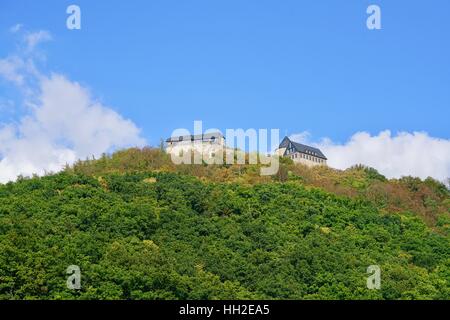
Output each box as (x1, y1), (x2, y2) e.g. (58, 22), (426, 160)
(0, 147), (447, 300)
(70, 147), (449, 228)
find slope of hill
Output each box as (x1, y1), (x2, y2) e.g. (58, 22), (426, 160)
(0, 148), (448, 299)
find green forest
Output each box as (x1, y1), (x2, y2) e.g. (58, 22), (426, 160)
(0, 148), (449, 299)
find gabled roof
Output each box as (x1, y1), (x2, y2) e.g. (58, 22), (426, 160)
(279, 136), (327, 160)
(166, 132), (224, 143)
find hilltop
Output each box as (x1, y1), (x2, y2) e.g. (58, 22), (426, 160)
(0, 147), (448, 299)
(70, 147), (449, 228)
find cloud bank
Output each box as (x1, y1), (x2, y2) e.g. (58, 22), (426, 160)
(0, 28), (145, 183)
(290, 131), (450, 182)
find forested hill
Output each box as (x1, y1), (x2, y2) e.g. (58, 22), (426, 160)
(0, 148), (449, 299)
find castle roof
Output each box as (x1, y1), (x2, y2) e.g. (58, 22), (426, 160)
(166, 132), (224, 143)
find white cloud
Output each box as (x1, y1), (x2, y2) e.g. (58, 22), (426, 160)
(24, 30), (52, 51)
(36, 74), (145, 156)
(0, 56), (26, 86)
(9, 24), (23, 33)
(290, 131), (450, 181)
(0, 29), (146, 183)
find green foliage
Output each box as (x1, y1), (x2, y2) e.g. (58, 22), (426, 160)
(0, 148), (448, 300)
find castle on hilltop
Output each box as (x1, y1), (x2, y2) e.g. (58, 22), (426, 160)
(165, 133), (327, 167)
(165, 132), (226, 159)
(275, 136), (327, 167)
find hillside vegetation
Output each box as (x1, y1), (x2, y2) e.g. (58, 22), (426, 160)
(0, 147), (449, 299)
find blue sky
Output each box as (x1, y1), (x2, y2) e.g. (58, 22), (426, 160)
(1, 0), (449, 143)
(0, 1), (449, 182)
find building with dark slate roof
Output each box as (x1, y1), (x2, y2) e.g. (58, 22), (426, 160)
(276, 136), (327, 166)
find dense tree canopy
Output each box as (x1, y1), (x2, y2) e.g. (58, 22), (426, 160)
(0, 148), (448, 299)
